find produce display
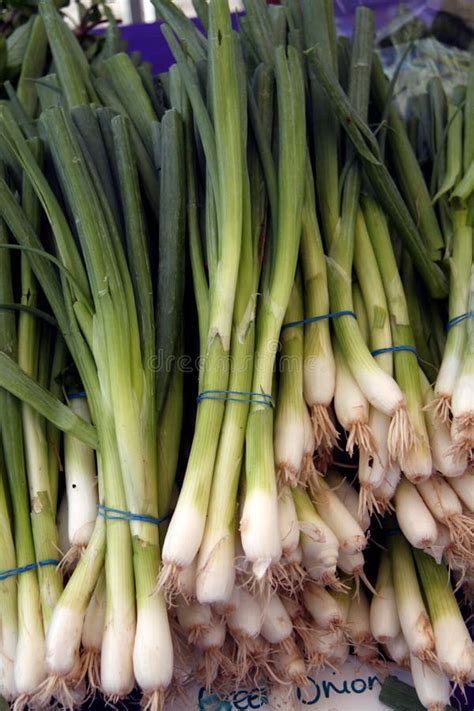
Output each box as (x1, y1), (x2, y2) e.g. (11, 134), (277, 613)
(0, 1), (472, 709)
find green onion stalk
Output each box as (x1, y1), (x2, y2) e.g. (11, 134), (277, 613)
(388, 532), (436, 662)
(433, 107), (472, 421)
(0, 21), (174, 696)
(0, 157), (108, 702)
(196, 64), (270, 605)
(32, 102), (138, 702)
(274, 274), (305, 488)
(414, 548), (474, 684)
(370, 53), (444, 263)
(369, 550), (400, 645)
(17, 139), (64, 633)
(303, 0), (340, 254)
(363, 195), (432, 483)
(402, 256), (439, 384)
(158, 0), (244, 589)
(305, 50), (448, 302)
(62, 393), (98, 564)
(354, 207), (398, 515)
(333, 282), (373, 459)
(451, 267), (474, 455)
(78, 568), (106, 692)
(46, 334), (66, 519)
(300, 156), (338, 456)
(292, 486), (339, 587)
(0, 445), (18, 701)
(320, 10), (412, 466)
(241, 45), (306, 582)
(418, 368), (468, 479)
(0, 163), (46, 700)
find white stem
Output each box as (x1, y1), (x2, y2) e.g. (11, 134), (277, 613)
(373, 463), (401, 506)
(410, 654), (451, 710)
(395, 592), (434, 660)
(394, 477), (438, 549)
(421, 369), (468, 477)
(417, 474), (464, 525)
(227, 588), (263, 640)
(303, 583), (345, 630)
(195, 617), (226, 651)
(337, 549), (365, 576)
(326, 469), (370, 530)
(57, 492), (70, 555)
(334, 346), (370, 441)
(133, 594), (173, 692)
(311, 482), (366, 554)
(82, 573), (106, 652)
(260, 593), (293, 644)
(196, 526), (235, 604)
(100, 600), (135, 697)
(433, 615), (474, 682)
(283, 545), (303, 566)
(274, 399), (305, 484)
(423, 523), (451, 564)
(275, 636), (306, 682)
(64, 397), (98, 547)
(358, 408), (390, 490)
(383, 632), (409, 666)
(0, 621), (16, 700)
(177, 558), (197, 600)
(161, 500), (205, 569)
(347, 587), (371, 644)
(14, 634), (45, 697)
(447, 468), (474, 512)
(240, 487), (281, 579)
(177, 600), (212, 636)
(370, 553), (400, 643)
(278, 485), (300, 557)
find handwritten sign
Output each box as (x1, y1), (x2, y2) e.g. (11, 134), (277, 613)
(166, 659), (400, 710)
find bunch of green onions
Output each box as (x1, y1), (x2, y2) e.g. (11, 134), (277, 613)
(0, 1), (472, 710)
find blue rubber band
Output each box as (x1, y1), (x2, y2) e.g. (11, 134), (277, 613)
(0, 559), (59, 582)
(281, 309), (357, 331)
(97, 504), (171, 526)
(385, 527), (401, 538)
(371, 345), (418, 358)
(196, 389), (273, 408)
(446, 310), (474, 331)
(68, 391), (87, 399)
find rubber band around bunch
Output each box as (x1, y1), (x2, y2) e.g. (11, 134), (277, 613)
(281, 309), (357, 331)
(371, 345), (418, 358)
(97, 504), (172, 525)
(0, 559), (59, 582)
(67, 390), (87, 399)
(196, 389), (273, 407)
(446, 310), (474, 332)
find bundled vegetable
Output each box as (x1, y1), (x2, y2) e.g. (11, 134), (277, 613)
(0, 2), (472, 711)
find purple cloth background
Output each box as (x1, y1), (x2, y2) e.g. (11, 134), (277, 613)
(119, 4), (471, 709)
(120, 1), (442, 74)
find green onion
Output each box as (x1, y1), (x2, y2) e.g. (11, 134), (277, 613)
(388, 532), (435, 662)
(159, 0), (244, 586)
(241, 44), (305, 581)
(414, 549), (474, 683)
(363, 194), (432, 482)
